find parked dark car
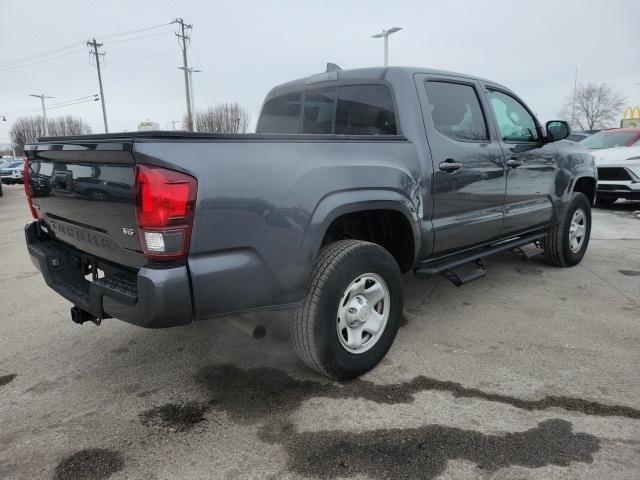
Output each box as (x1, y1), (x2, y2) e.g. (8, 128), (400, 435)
(24, 66), (596, 379)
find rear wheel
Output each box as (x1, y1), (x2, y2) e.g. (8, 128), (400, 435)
(542, 192), (591, 267)
(291, 240), (404, 379)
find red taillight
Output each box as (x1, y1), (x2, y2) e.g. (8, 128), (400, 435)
(134, 164), (197, 261)
(23, 157), (38, 219)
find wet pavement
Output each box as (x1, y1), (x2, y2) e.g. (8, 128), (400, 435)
(1, 184), (639, 479)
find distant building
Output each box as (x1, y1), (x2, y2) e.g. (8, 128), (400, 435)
(137, 120), (159, 131)
(0, 143), (16, 160)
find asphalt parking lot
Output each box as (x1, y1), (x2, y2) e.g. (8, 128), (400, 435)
(1, 183), (639, 480)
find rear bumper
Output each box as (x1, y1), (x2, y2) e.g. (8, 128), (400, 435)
(25, 221), (193, 328)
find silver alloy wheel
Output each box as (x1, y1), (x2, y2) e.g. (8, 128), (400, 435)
(569, 208), (587, 253)
(336, 273), (390, 354)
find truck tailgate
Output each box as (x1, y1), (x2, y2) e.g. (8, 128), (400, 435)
(25, 139), (146, 269)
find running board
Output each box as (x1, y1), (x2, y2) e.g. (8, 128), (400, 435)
(414, 232), (546, 285)
(511, 240), (544, 261)
(441, 258), (486, 287)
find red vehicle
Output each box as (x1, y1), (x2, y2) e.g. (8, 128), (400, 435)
(579, 128), (640, 150)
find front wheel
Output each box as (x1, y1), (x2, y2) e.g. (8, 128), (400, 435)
(291, 240), (404, 380)
(542, 192), (591, 267)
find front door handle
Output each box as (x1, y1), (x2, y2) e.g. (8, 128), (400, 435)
(506, 158), (522, 168)
(439, 159), (462, 172)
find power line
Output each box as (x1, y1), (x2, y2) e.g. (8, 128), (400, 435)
(0, 66), (92, 95)
(51, 94), (97, 106)
(94, 22), (171, 39)
(191, 44), (216, 105)
(0, 22), (172, 70)
(47, 98), (99, 111)
(1, 97), (98, 117)
(105, 29), (175, 44)
(0, 41), (84, 68)
(0, 49), (86, 73)
(107, 50), (178, 64)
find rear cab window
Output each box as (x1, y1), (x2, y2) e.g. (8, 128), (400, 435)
(424, 81), (488, 142)
(256, 84), (398, 135)
(303, 89), (335, 134)
(256, 92), (302, 134)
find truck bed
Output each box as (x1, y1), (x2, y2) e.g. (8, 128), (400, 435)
(35, 131), (407, 143)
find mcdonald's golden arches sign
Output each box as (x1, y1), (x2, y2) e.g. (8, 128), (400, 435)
(621, 106), (640, 127)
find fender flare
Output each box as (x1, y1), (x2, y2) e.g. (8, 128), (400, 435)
(301, 188), (421, 266)
(568, 173), (597, 199)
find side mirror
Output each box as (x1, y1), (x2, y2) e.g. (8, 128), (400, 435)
(546, 120), (570, 142)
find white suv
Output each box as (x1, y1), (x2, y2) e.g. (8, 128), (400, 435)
(594, 143), (640, 206)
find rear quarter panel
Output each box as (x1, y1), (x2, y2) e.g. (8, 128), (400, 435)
(132, 138), (422, 318)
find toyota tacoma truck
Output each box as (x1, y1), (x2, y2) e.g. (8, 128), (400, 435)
(23, 66), (597, 379)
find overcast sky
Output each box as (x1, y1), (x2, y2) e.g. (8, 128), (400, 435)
(1, 0), (639, 143)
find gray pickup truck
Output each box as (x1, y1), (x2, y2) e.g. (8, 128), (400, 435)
(24, 66), (596, 379)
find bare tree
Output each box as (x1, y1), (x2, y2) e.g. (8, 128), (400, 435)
(185, 102), (251, 134)
(0, 144), (13, 157)
(9, 115), (92, 153)
(558, 82), (626, 131)
(48, 116), (93, 137)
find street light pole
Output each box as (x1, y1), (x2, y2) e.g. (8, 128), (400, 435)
(371, 27), (402, 67)
(178, 67), (201, 131)
(29, 94), (54, 136)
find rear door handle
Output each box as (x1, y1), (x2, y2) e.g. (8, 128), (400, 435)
(439, 159), (462, 172)
(506, 158), (522, 168)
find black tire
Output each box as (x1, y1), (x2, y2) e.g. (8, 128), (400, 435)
(595, 196), (617, 207)
(291, 240), (404, 380)
(542, 192), (591, 267)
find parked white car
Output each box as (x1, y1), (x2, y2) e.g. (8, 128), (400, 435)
(11, 164), (24, 183)
(593, 144), (640, 206)
(0, 161), (23, 185)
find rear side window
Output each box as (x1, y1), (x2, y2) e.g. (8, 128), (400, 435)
(256, 92), (302, 133)
(257, 84), (398, 135)
(335, 85), (397, 135)
(424, 81), (488, 142)
(303, 89), (335, 134)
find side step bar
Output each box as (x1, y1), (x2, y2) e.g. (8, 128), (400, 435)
(441, 258), (486, 287)
(511, 240), (544, 261)
(414, 231), (546, 285)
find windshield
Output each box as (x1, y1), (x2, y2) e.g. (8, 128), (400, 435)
(1, 161), (21, 169)
(579, 130), (637, 149)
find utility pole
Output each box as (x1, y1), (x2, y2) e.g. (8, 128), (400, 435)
(29, 94), (54, 136)
(87, 38), (109, 133)
(570, 66), (578, 130)
(371, 27), (402, 67)
(172, 18), (193, 131)
(169, 120), (181, 130)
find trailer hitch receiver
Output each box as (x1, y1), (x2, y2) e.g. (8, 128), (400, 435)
(70, 306), (101, 326)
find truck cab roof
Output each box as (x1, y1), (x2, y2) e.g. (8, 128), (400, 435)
(266, 66), (505, 99)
